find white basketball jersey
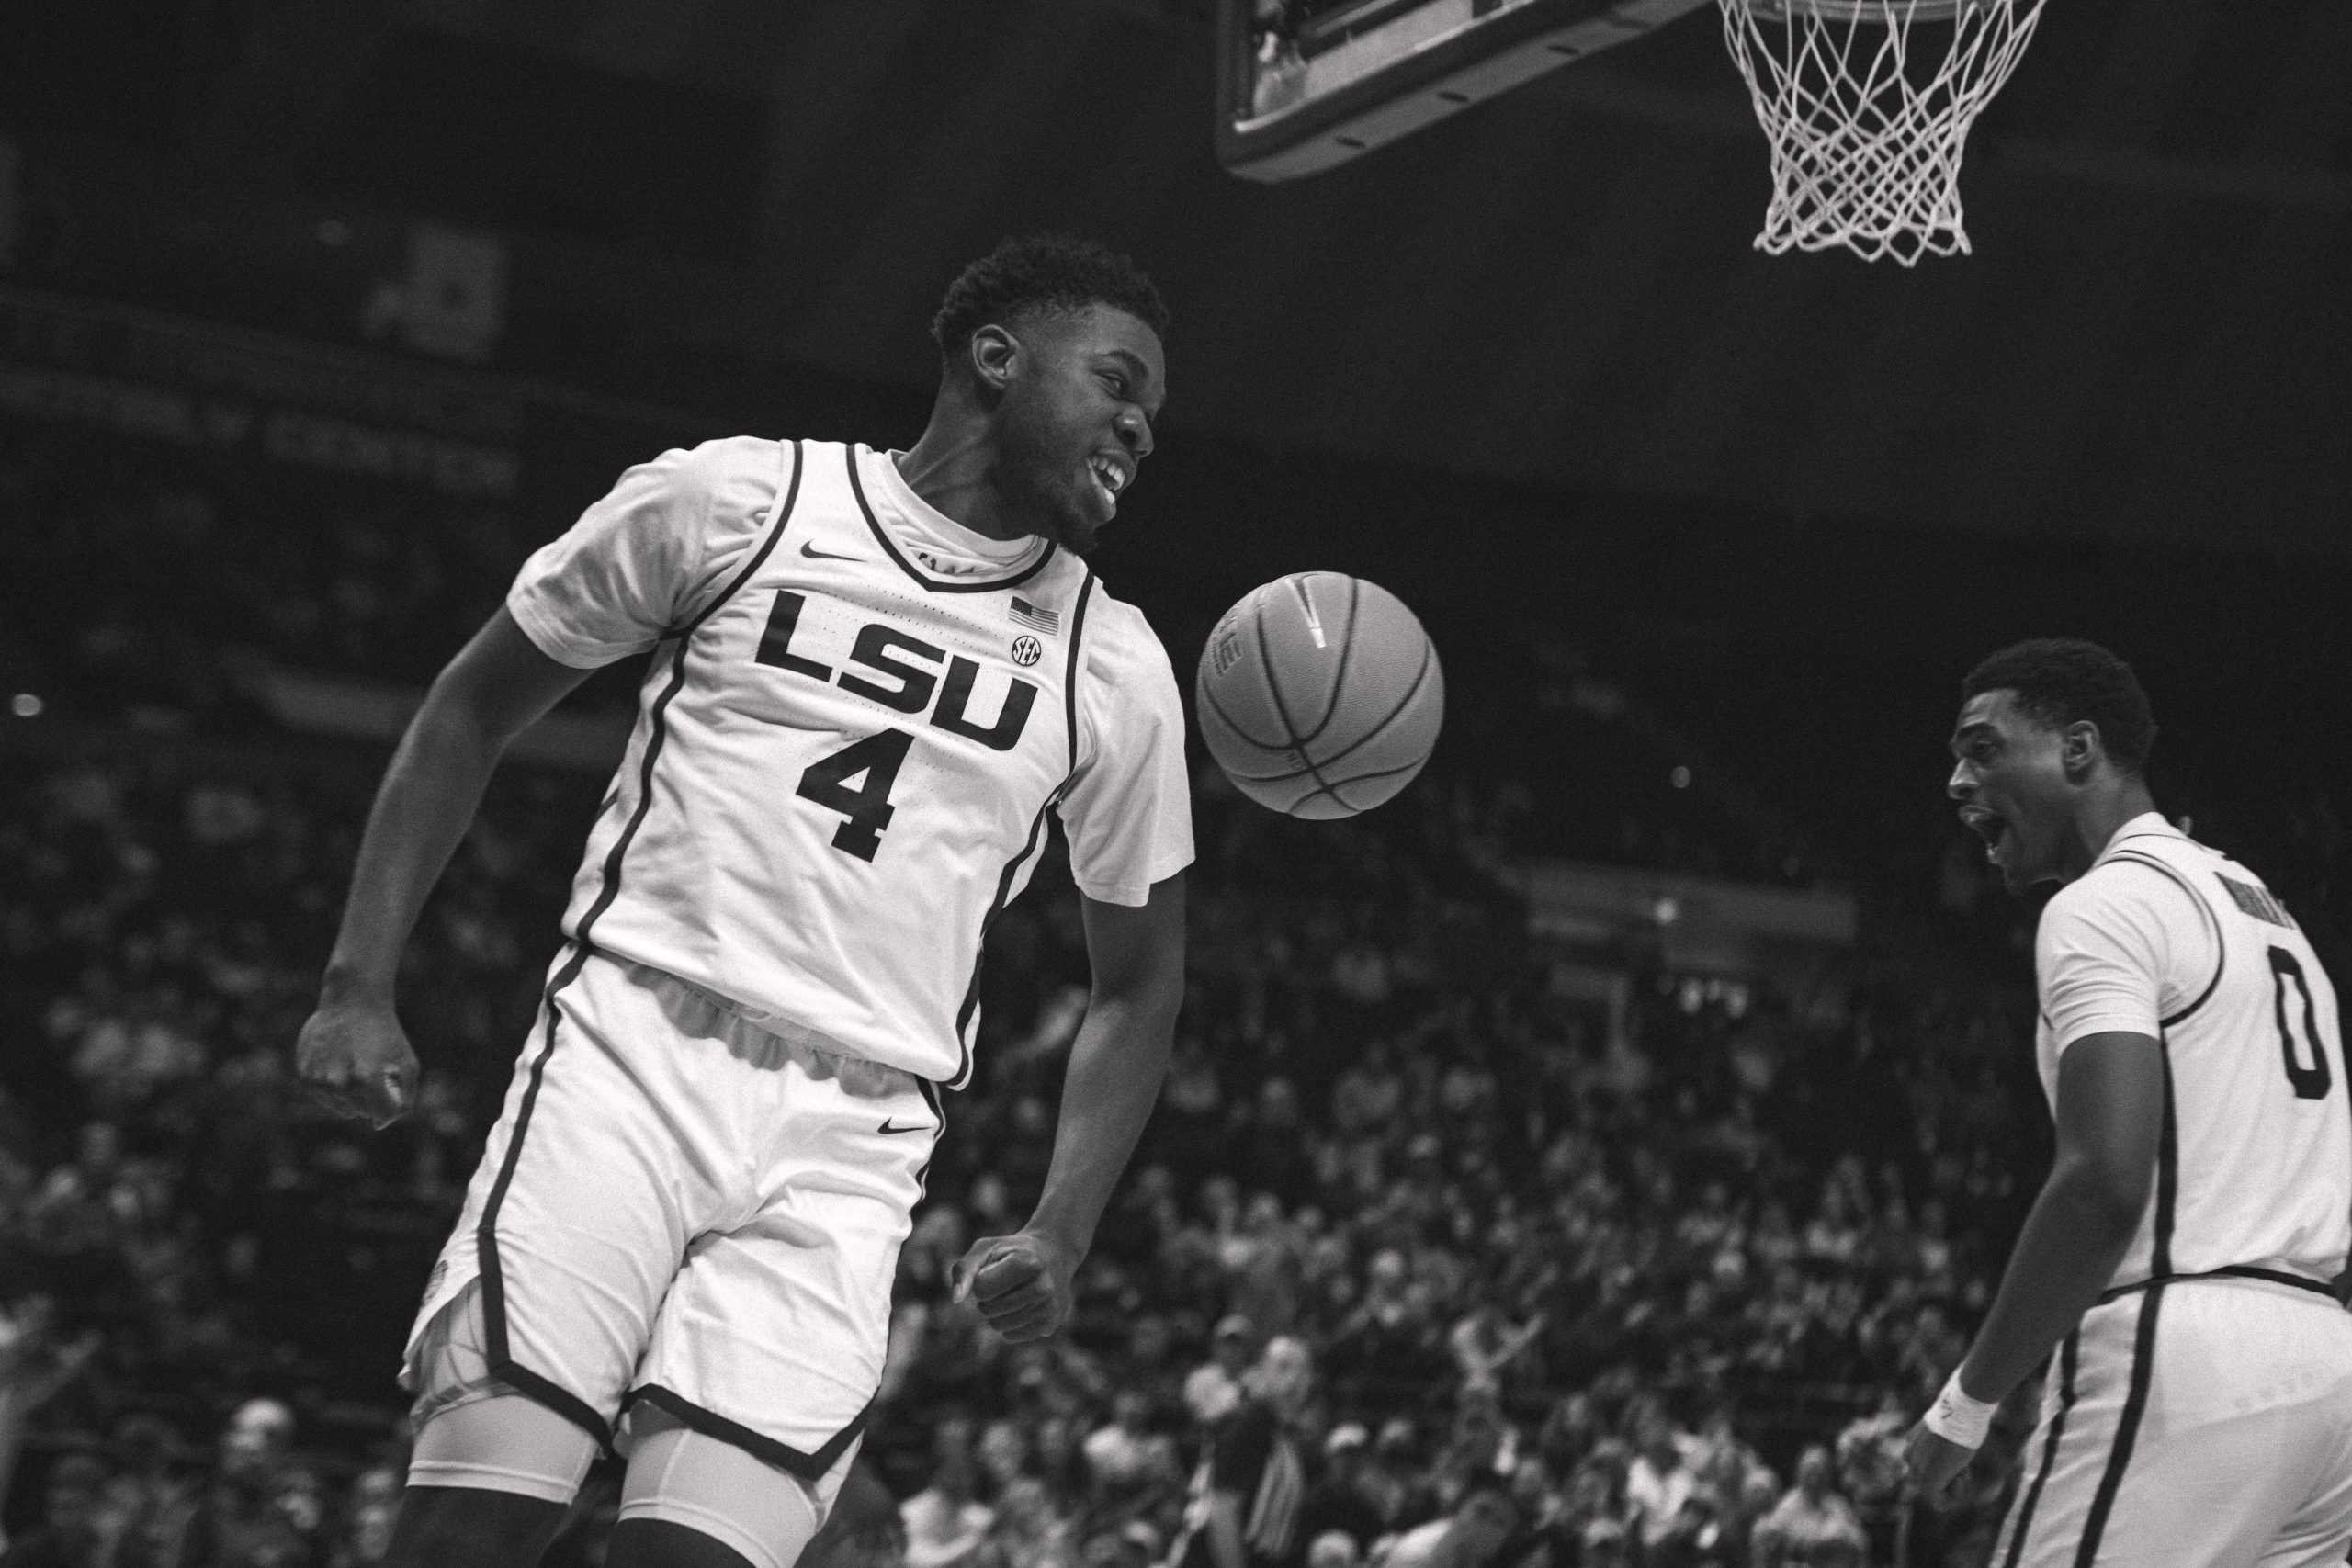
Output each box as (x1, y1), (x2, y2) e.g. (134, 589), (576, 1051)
(504, 437), (1193, 1087)
(2035, 818), (2352, 1293)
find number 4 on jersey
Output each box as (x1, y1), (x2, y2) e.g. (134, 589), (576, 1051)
(797, 729), (911, 862)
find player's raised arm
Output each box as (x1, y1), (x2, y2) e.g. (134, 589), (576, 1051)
(297, 609), (594, 1126)
(956, 870), (1186, 1341)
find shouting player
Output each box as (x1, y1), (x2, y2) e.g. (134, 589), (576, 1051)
(1905, 638), (2352, 1564)
(294, 234), (1193, 1568)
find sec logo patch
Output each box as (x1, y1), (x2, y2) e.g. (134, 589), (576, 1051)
(1011, 635), (1043, 667)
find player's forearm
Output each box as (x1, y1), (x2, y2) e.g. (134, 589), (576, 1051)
(1025, 987), (1177, 1256)
(1958, 1159), (2143, 1403)
(320, 695), (514, 1001)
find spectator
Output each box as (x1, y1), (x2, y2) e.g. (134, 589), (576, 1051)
(1752, 1447), (1867, 1568)
(1179, 1337), (1314, 1568)
(0, 1453), (113, 1568)
(1376, 1477), (1520, 1568)
(1445, 1303), (1544, 1400)
(0, 1298), (99, 1536)
(974, 1477), (1076, 1568)
(1301, 1530), (1358, 1568)
(168, 1400), (311, 1568)
(1623, 1404), (1702, 1557)
(1182, 1316), (1256, 1427)
(1081, 1390), (1178, 1505)
(1295, 1424), (1379, 1557)
(901, 1423), (992, 1568)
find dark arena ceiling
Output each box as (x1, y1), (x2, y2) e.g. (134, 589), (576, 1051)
(9, 0), (2348, 555)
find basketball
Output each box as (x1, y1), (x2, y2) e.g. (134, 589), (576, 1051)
(1194, 572), (1445, 819)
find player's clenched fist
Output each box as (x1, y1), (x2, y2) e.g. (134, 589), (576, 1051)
(295, 998), (419, 1130)
(951, 1231), (1080, 1343)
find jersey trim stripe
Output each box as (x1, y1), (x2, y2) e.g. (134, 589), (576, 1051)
(2074, 1288), (2165, 1564)
(844, 446), (1057, 594)
(2000, 1329), (2078, 1568)
(624, 1383), (872, 1483)
(946, 571), (1097, 1088)
(2151, 1034), (2178, 1275)
(2099, 1264), (2335, 1303)
(473, 442), (806, 1453)
(2104, 851), (2226, 1027)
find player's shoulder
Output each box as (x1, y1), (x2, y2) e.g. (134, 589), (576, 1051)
(1078, 576), (1164, 646)
(1074, 579), (1179, 685)
(662, 433), (797, 491)
(2051, 853), (2179, 919)
(2045, 840), (2213, 953)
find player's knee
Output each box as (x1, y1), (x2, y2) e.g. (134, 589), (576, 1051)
(387, 1483), (571, 1568)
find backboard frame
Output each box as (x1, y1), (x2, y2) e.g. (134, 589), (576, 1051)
(1216, 0), (1712, 183)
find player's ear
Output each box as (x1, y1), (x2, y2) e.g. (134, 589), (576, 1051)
(968, 324), (1019, 395)
(2060, 719), (2102, 781)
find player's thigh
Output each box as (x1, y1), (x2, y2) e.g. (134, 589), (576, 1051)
(2255, 1371), (2352, 1568)
(406, 1383), (603, 1506)
(2002, 1292), (2352, 1568)
(404, 952), (749, 1419)
(616, 1405), (859, 1568)
(630, 1061), (935, 1464)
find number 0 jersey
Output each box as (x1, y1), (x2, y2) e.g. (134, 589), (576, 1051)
(506, 436), (1194, 1087)
(2035, 814), (2352, 1293)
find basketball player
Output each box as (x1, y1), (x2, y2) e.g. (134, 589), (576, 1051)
(1904, 638), (2352, 1564)
(293, 234), (1193, 1568)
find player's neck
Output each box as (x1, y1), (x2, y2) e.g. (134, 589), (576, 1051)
(2061, 782), (2161, 882)
(895, 424), (1037, 547)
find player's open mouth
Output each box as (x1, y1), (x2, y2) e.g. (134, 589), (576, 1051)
(1960, 806), (2009, 865)
(1088, 455), (1129, 517)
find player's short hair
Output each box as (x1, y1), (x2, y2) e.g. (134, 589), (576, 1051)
(931, 233), (1169, 366)
(1962, 637), (2156, 775)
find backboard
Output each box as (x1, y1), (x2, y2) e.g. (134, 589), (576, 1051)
(1216, 0), (1711, 183)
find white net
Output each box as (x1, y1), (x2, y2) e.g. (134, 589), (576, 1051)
(1717, 0), (2048, 264)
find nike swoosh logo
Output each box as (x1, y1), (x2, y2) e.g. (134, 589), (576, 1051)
(801, 541), (856, 561)
(876, 1118), (932, 1135)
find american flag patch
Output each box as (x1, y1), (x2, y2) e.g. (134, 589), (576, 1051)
(1009, 597), (1060, 635)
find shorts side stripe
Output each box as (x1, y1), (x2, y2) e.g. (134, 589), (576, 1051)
(2001, 1329), (2079, 1568)
(472, 951), (609, 1450)
(626, 1384), (871, 1483)
(2075, 1288), (2165, 1565)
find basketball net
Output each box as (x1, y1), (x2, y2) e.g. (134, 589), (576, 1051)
(1716, 0), (2048, 264)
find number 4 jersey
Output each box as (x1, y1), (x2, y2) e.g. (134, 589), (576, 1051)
(2034, 814), (2351, 1293)
(506, 436), (1193, 1087)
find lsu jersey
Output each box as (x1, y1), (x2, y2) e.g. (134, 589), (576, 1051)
(2035, 815), (2352, 1294)
(505, 436), (1193, 1087)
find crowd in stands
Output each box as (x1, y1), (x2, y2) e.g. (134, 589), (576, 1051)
(17, 423), (2294, 1568)
(0, 716), (2053, 1566)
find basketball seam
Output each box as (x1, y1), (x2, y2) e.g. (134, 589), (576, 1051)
(1250, 587), (1349, 813)
(1308, 635), (1435, 777)
(1199, 677), (1289, 756)
(1284, 573), (1357, 747)
(1216, 631), (1434, 785)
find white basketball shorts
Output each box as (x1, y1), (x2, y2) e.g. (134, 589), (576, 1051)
(401, 943), (944, 1480)
(1994, 1275), (2352, 1567)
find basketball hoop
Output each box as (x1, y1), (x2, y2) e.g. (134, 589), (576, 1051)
(1716, 0), (2047, 263)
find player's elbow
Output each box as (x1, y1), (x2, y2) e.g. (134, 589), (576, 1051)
(2052, 1151), (2153, 1233)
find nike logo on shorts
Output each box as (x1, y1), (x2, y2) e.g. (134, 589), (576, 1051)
(876, 1117), (931, 1134)
(801, 541), (856, 561)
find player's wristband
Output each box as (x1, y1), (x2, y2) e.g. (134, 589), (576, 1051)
(1922, 1368), (1999, 1450)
